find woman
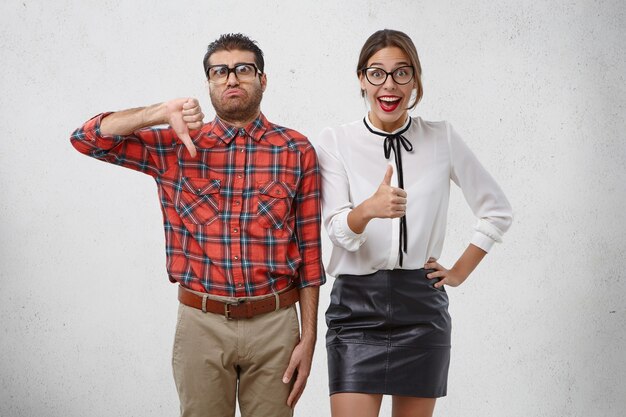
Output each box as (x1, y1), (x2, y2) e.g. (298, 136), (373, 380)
(316, 29), (513, 417)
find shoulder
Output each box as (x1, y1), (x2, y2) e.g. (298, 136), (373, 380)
(409, 117), (455, 148)
(263, 120), (313, 151)
(411, 116), (449, 135)
(317, 119), (363, 148)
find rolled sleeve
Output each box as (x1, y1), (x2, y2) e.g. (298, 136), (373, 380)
(293, 144), (326, 288)
(70, 112), (174, 177)
(328, 209), (367, 252)
(71, 112), (124, 151)
(471, 219), (506, 252)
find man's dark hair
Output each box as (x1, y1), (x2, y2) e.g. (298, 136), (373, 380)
(203, 33), (265, 76)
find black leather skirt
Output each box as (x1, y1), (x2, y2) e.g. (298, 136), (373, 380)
(326, 269), (451, 397)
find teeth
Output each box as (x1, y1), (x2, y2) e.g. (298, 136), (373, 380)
(379, 97), (400, 102)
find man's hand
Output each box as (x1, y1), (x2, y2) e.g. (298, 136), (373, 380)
(282, 338), (315, 408)
(164, 98), (204, 157)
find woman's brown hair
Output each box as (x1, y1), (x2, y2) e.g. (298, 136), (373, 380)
(357, 29), (423, 109)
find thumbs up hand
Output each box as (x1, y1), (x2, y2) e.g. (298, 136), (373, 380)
(381, 163), (394, 186)
(364, 164), (408, 219)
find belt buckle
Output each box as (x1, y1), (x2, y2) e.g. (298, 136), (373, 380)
(224, 300), (242, 319)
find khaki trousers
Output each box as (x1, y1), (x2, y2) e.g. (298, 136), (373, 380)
(172, 294), (300, 417)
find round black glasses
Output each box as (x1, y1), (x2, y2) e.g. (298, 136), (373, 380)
(361, 66), (415, 86)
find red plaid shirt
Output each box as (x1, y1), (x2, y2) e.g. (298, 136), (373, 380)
(71, 112), (325, 296)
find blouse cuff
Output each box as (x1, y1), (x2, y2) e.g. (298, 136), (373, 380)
(471, 219), (505, 253)
(470, 232), (495, 253)
(334, 210), (367, 252)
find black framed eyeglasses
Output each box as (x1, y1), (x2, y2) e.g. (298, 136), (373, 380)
(361, 66), (415, 86)
(206, 63), (262, 83)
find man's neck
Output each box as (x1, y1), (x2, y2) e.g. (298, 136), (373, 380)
(218, 110), (261, 129)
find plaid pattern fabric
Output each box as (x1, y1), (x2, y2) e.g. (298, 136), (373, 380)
(71, 112), (325, 296)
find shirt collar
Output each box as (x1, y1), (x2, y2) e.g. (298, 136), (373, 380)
(364, 113), (411, 135)
(198, 113), (269, 147)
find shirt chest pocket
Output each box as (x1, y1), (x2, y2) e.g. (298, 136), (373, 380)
(177, 176), (222, 225)
(257, 180), (296, 229)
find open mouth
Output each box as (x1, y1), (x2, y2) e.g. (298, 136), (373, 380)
(377, 96), (402, 112)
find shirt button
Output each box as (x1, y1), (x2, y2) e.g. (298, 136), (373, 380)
(276, 190), (281, 195)
(233, 228), (238, 233)
(240, 148), (244, 153)
(237, 283), (243, 287)
(234, 200), (240, 206)
(233, 255), (239, 260)
(237, 174), (243, 179)
(197, 188), (202, 193)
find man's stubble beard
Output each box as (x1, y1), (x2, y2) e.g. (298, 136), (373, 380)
(210, 85), (263, 124)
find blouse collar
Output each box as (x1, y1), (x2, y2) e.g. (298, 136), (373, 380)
(364, 113), (411, 135)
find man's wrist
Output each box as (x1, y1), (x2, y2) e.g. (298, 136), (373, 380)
(142, 102), (168, 126)
(298, 335), (317, 349)
(100, 103), (169, 136)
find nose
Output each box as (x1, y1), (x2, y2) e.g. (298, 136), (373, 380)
(382, 73), (396, 90)
(226, 71), (239, 87)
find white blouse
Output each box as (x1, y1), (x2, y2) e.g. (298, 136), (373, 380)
(315, 115), (513, 277)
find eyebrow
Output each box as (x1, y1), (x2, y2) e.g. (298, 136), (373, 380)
(209, 62), (253, 67)
(368, 61), (411, 67)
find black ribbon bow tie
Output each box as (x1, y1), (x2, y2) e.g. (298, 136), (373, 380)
(363, 117), (413, 266)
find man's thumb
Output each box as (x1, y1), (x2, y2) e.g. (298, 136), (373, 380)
(177, 130), (197, 158)
(382, 164), (393, 185)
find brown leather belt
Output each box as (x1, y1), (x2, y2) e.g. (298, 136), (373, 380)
(178, 285), (299, 319)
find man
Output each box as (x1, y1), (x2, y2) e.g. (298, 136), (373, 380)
(71, 33), (325, 417)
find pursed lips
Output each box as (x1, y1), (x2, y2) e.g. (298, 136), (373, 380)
(223, 88), (245, 99)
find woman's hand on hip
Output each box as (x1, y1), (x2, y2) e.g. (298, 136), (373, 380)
(424, 257), (467, 289)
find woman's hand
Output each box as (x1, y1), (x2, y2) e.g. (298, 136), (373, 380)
(347, 164), (407, 234)
(424, 257), (467, 289)
(364, 164), (407, 219)
(424, 245), (487, 289)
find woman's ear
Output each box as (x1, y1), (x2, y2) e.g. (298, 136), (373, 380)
(359, 73), (367, 96)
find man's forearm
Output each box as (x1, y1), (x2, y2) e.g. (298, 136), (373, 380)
(297, 286), (319, 343)
(100, 103), (168, 136)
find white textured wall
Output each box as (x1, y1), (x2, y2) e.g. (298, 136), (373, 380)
(1, 1), (625, 416)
